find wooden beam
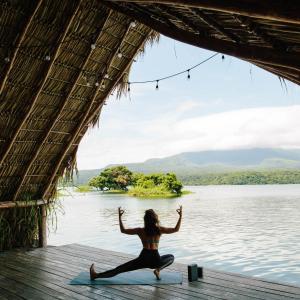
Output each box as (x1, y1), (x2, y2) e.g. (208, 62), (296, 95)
(103, 2), (300, 72)
(107, 0), (300, 25)
(0, 199), (46, 209)
(0, 0), (43, 95)
(38, 204), (47, 248)
(42, 24), (149, 200)
(0, 0), (82, 169)
(11, 10), (112, 203)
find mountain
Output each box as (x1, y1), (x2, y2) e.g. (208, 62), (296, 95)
(72, 148), (300, 184)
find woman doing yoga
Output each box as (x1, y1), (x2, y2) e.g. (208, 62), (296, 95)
(90, 205), (182, 280)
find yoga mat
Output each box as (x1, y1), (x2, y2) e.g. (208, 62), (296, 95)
(70, 270), (183, 285)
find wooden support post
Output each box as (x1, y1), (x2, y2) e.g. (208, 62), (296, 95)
(38, 205), (47, 248)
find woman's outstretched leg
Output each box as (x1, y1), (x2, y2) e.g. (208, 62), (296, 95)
(90, 256), (143, 280)
(153, 254), (175, 280)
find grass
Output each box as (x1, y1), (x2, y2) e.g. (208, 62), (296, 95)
(128, 186), (183, 198)
(75, 185), (92, 193)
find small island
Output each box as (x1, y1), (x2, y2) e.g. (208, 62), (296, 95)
(86, 166), (186, 197)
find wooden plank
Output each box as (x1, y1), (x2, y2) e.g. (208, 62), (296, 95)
(57, 244), (300, 300)
(1, 244), (299, 300)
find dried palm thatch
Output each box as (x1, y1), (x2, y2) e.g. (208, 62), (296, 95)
(103, 0), (300, 85)
(1, 0), (300, 249)
(0, 0), (157, 249)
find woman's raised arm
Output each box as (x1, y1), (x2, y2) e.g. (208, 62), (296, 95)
(118, 207), (140, 235)
(160, 206), (182, 234)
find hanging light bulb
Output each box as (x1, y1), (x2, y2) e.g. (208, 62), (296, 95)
(155, 80), (159, 90)
(127, 82), (131, 92)
(187, 69), (191, 80)
(130, 21), (136, 28)
(86, 81), (90, 87)
(4, 56), (10, 63)
(45, 54), (51, 61)
(101, 82), (106, 89)
(91, 43), (96, 50)
(117, 49), (122, 58)
(95, 81), (100, 87)
(222, 55), (225, 61)
(104, 73), (109, 79)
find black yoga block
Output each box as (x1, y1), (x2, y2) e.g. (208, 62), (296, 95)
(188, 264), (198, 282)
(198, 267), (203, 278)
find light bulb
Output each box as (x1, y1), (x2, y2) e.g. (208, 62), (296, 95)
(45, 54), (51, 61)
(104, 73), (109, 79)
(187, 70), (191, 80)
(127, 83), (130, 92)
(155, 80), (159, 90)
(130, 21), (136, 28)
(95, 82), (99, 87)
(117, 50), (122, 58)
(91, 43), (96, 50)
(101, 83), (106, 89)
(4, 57), (10, 63)
(87, 82), (90, 87)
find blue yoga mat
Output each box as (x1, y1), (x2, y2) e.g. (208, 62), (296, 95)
(70, 270), (183, 285)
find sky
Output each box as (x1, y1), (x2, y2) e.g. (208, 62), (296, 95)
(77, 36), (300, 170)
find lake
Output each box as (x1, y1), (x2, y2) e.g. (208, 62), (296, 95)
(49, 185), (300, 285)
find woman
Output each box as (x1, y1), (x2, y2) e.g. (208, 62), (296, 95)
(90, 205), (182, 280)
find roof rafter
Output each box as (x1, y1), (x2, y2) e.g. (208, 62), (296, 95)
(11, 10), (113, 202)
(0, 0), (82, 170)
(0, 0), (43, 95)
(190, 8), (240, 43)
(41, 20), (135, 200)
(107, 0), (300, 25)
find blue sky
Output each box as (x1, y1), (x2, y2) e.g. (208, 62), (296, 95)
(77, 36), (300, 170)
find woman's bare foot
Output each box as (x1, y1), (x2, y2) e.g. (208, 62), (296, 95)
(90, 263), (97, 280)
(154, 269), (161, 280)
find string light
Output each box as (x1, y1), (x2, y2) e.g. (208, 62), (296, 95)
(4, 57), (10, 63)
(117, 49), (122, 58)
(104, 73), (109, 79)
(187, 69), (191, 80)
(127, 82), (131, 92)
(127, 53), (219, 90)
(130, 21), (136, 28)
(95, 81), (100, 87)
(91, 43), (96, 50)
(222, 55), (225, 61)
(45, 54), (51, 61)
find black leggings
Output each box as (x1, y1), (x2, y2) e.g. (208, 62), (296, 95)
(96, 249), (174, 278)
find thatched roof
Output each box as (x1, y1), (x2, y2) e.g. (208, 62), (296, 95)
(0, 0), (157, 204)
(1, 0), (300, 205)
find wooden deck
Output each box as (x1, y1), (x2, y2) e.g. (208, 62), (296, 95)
(0, 244), (299, 300)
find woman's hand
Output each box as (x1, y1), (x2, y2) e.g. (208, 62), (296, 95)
(176, 205), (182, 217)
(118, 207), (125, 218)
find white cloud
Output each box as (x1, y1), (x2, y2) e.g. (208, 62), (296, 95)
(77, 105), (300, 169)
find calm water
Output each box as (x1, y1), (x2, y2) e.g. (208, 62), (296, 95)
(49, 185), (300, 285)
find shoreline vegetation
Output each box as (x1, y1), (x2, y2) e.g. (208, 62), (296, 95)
(85, 166), (186, 197)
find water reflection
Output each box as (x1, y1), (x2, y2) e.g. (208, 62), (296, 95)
(49, 185), (300, 285)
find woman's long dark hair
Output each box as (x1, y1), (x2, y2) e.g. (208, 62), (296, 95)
(144, 209), (161, 236)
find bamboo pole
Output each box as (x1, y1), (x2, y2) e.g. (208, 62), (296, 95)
(0, 200), (46, 209)
(107, 0), (300, 25)
(0, 0), (82, 169)
(11, 10), (113, 203)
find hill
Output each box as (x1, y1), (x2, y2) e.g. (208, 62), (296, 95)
(73, 148), (300, 185)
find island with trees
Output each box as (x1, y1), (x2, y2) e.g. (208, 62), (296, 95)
(87, 166), (185, 197)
